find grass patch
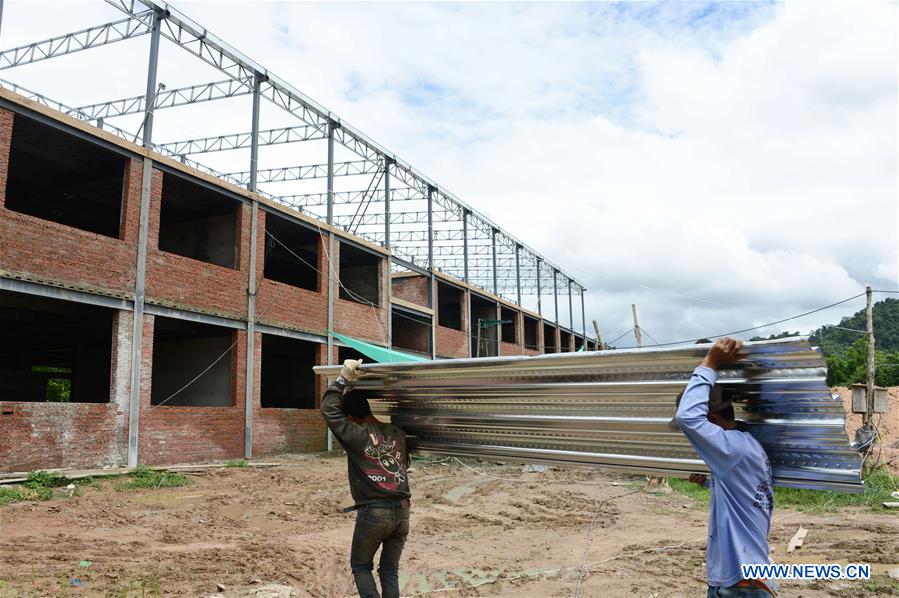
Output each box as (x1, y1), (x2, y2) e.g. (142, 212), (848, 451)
(0, 487), (24, 506)
(862, 574), (899, 594)
(117, 465), (188, 490)
(670, 469), (899, 513)
(223, 459), (248, 468)
(669, 477), (710, 505)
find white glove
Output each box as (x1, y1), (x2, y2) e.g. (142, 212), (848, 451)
(339, 359), (363, 385)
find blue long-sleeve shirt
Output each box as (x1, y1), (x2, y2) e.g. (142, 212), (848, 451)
(675, 366), (774, 588)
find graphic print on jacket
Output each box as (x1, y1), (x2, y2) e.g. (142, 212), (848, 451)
(363, 432), (407, 489)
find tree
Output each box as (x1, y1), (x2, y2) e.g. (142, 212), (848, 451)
(824, 338), (899, 386)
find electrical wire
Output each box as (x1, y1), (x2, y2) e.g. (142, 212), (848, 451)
(605, 327), (636, 346)
(618, 292), (867, 348)
(152, 241), (279, 409)
(638, 327), (664, 348)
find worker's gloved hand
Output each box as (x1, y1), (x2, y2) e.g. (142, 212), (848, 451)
(340, 359), (363, 383)
(701, 337), (743, 371)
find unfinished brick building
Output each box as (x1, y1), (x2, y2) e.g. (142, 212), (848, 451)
(0, 1), (595, 472)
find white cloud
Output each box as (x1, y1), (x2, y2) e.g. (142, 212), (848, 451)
(3, 0), (896, 344)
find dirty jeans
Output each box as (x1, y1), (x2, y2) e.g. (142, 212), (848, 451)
(350, 504), (410, 598)
(707, 585), (773, 597)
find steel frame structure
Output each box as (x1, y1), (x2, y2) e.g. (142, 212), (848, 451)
(0, 0), (591, 339)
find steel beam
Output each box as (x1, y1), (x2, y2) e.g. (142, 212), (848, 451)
(0, 13), (152, 70)
(225, 159), (379, 186)
(94, 0), (587, 295)
(155, 124), (325, 155)
(0, 276), (132, 310)
(75, 78), (252, 121)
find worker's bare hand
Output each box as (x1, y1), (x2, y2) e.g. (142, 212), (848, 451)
(688, 473), (707, 487)
(701, 337), (743, 370)
(340, 359), (364, 384)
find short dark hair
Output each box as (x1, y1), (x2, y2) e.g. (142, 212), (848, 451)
(675, 386), (734, 422)
(342, 388), (372, 419)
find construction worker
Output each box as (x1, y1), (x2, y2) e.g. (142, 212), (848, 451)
(320, 359), (411, 598)
(674, 338), (777, 597)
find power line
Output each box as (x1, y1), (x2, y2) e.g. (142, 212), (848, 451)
(621, 292), (867, 348)
(605, 327), (635, 346)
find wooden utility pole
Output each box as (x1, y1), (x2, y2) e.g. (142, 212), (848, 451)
(592, 320), (605, 350)
(865, 286), (875, 425)
(631, 304), (643, 348)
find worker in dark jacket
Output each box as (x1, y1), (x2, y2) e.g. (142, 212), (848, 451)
(321, 359), (411, 598)
(675, 337), (776, 597)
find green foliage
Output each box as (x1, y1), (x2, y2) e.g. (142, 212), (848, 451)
(749, 331), (800, 342)
(223, 459), (248, 468)
(30, 366), (72, 402)
(671, 469), (899, 513)
(811, 298), (899, 356)
(117, 465), (188, 490)
(668, 477), (710, 505)
(862, 575), (899, 594)
(0, 487), (24, 506)
(823, 338), (899, 387)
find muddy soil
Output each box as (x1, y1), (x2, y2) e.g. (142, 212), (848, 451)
(1, 456), (897, 597)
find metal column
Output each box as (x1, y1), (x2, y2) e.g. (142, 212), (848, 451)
(462, 209), (469, 284)
(580, 285), (586, 339)
(383, 159), (392, 250)
(568, 278), (574, 337)
(463, 211), (471, 357)
(536, 258), (542, 317)
(514, 244), (521, 307)
(128, 8), (162, 468)
(325, 120), (336, 451)
(384, 159), (392, 349)
(244, 73), (262, 459)
(491, 228), (498, 297)
(427, 185), (437, 359)
(553, 269), (559, 325)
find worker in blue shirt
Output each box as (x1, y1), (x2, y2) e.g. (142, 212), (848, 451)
(675, 337), (777, 597)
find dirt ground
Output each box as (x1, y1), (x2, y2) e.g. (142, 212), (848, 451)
(1, 454), (897, 598)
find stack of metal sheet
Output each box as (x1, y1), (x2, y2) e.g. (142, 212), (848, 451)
(315, 338), (863, 492)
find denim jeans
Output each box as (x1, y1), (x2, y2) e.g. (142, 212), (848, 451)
(707, 585), (773, 597)
(350, 504), (410, 598)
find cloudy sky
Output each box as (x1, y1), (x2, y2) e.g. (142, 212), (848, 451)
(5, 1), (897, 346)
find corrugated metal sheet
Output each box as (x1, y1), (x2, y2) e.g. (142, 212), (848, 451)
(314, 338), (863, 492)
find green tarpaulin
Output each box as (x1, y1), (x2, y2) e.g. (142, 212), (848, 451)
(331, 331), (429, 363)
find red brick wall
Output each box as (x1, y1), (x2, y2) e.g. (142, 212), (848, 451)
(0, 109), (12, 209)
(137, 315), (245, 465)
(334, 243), (389, 345)
(252, 335), (328, 456)
(145, 169), (250, 319)
(436, 326), (469, 358)
(392, 276), (429, 307)
(500, 341), (522, 357)
(0, 312), (132, 472)
(0, 110), (140, 296)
